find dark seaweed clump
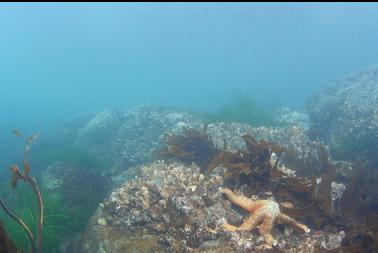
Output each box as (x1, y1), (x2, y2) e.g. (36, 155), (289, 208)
(210, 134), (286, 181)
(157, 127), (378, 252)
(156, 125), (220, 171)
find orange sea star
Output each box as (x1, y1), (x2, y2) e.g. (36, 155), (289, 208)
(221, 188), (310, 249)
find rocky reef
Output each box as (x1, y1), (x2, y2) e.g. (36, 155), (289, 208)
(75, 106), (202, 168)
(274, 107), (310, 131)
(309, 66), (378, 164)
(71, 105), (322, 177)
(72, 161), (344, 253)
(16, 101), (377, 253)
(39, 105), (350, 252)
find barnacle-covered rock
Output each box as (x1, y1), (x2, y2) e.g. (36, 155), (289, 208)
(274, 107), (310, 130)
(72, 105), (324, 176)
(73, 161), (342, 253)
(207, 123), (326, 177)
(75, 106), (202, 167)
(309, 66), (378, 164)
(207, 123), (314, 153)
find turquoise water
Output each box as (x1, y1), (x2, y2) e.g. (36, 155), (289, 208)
(1, 3), (378, 130)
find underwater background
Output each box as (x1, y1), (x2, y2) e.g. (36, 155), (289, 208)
(2, 3), (378, 134)
(1, 3), (378, 253)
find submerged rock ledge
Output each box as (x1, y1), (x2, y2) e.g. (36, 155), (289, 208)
(309, 66), (378, 164)
(71, 161), (343, 253)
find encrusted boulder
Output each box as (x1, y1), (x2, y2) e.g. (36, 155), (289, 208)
(207, 123), (315, 153)
(75, 106), (202, 168)
(72, 161), (342, 253)
(274, 107), (310, 130)
(65, 105), (324, 176)
(207, 123), (325, 177)
(309, 66), (378, 163)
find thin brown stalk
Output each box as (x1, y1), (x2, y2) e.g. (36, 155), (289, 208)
(25, 176), (43, 253)
(0, 198), (36, 253)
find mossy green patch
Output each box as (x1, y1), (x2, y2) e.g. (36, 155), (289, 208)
(197, 95), (278, 127)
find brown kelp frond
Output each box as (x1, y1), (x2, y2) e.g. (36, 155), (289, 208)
(340, 162), (378, 218)
(0, 130), (44, 253)
(313, 161), (337, 215)
(154, 126), (378, 250)
(0, 199), (34, 252)
(10, 165), (22, 188)
(24, 130), (40, 163)
(278, 175), (317, 193)
(317, 143), (330, 170)
(156, 126), (220, 170)
(281, 141), (329, 178)
(211, 134), (342, 228)
(210, 134), (287, 182)
(243, 134), (286, 157)
(339, 162), (367, 218)
(270, 142), (336, 207)
(278, 145), (338, 224)
(329, 162), (378, 252)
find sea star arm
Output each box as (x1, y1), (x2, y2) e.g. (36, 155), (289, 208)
(221, 188), (260, 212)
(223, 221), (238, 231)
(259, 215), (276, 248)
(223, 212), (264, 232)
(221, 188), (310, 250)
(238, 212), (263, 231)
(277, 213), (310, 233)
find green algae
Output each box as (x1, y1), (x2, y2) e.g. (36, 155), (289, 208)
(197, 94), (278, 127)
